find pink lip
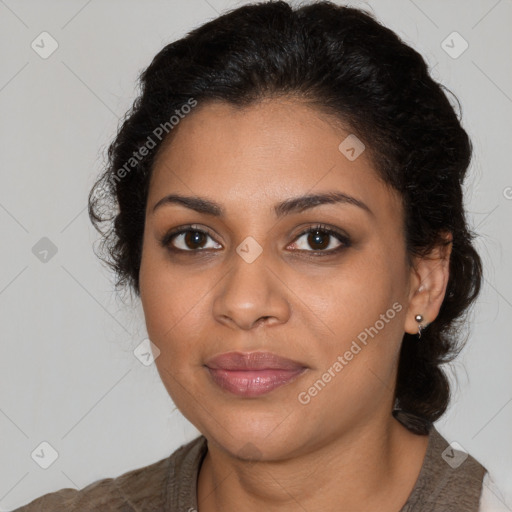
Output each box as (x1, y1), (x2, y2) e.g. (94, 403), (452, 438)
(207, 368), (306, 397)
(206, 351), (306, 371)
(205, 351), (307, 397)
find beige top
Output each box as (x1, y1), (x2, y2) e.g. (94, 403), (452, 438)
(13, 423), (487, 511)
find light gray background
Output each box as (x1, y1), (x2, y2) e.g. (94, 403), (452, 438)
(1, 0), (511, 510)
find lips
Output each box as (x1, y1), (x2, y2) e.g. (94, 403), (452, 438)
(206, 351), (306, 371)
(205, 351), (307, 397)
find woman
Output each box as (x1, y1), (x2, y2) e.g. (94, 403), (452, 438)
(14, 1), (509, 510)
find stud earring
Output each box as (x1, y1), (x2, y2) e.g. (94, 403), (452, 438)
(414, 314), (424, 339)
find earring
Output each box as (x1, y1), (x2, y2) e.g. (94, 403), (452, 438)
(414, 314), (424, 339)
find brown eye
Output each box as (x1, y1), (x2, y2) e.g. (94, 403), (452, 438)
(162, 226), (222, 252)
(182, 230), (208, 250)
(307, 230), (331, 250)
(290, 225), (351, 254)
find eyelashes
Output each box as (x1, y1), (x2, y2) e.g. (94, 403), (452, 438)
(289, 224), (350, 253)
(159, 223), (351, 257)
(160, 224), (222, 253)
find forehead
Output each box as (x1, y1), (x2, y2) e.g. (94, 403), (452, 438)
(147, 98), (401, 221)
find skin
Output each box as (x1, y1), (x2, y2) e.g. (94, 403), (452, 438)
(138, 97), (452, 512)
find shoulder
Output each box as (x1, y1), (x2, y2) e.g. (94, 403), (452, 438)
(398, 416), (489, 512)
(12, 436), (205, 512)
(11, 458), (170, 512)
(479, 472), (512, 512)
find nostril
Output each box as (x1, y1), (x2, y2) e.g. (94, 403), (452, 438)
(255, 316), (272, 326)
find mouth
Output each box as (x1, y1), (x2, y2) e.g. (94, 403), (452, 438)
(206, 367), (307, 397)
(204, 351), (308, 397)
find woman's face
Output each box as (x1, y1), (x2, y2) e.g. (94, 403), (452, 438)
(139, 97), (417, 460)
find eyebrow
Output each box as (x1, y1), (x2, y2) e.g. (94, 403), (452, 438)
(151, 191), (373, 218)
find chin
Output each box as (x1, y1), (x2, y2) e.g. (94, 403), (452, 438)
(193, 404), (310, 461)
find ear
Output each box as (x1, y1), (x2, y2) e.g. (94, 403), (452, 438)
(404, 232), (453, 336)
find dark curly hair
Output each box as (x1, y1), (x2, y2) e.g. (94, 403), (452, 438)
(88, 0), (482, 429)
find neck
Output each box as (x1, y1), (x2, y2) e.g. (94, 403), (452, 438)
(197, 415), (429, 512)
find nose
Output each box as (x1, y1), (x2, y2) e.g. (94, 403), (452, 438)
(212, 249), (291, 331)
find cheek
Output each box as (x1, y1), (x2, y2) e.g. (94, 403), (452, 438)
(322, 250), (404, 326)
(140, 260), (211, 415)
(309, 247), (408, 379)
(139, 252), (213, 363)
